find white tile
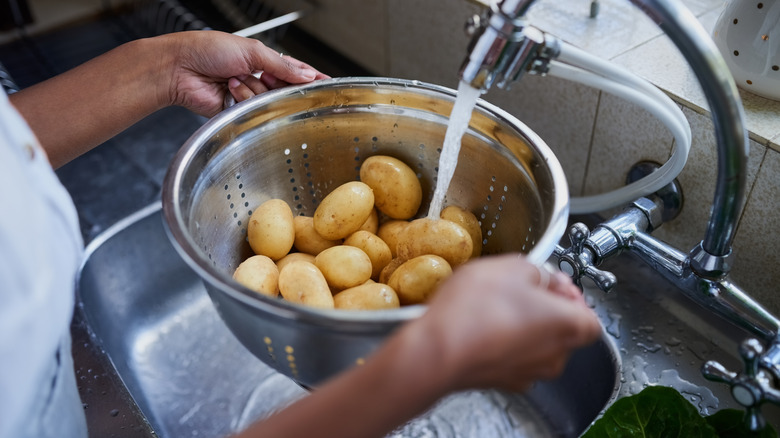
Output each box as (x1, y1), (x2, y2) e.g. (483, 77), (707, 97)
(483, 74), (600, 197)
(741, 91), (780, 150)
(387, 0), (479, 86)
(524, 0), (662, 60)
(651, 107), (764, 252)
(730, 146), (780, 315)
(611, 7), (780, 149)
(580, 91), (675, 213)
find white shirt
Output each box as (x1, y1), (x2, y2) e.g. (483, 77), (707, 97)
(0, 91), (84, 437)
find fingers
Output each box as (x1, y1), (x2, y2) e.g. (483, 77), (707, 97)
(227, 72), (276, 104)
(247, 42), (326, 85)
(551, 291), (603, 348)
(259, 71), (288, 91)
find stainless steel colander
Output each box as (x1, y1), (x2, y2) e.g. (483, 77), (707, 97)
(162, 77), (570, 387)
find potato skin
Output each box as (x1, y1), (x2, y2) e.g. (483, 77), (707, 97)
(247, 199), (295, 261)
(343, 230), (393, 280)
(376, 220), (410, 258)
(333, 282), (400, 310)
(440, 205), (483, 258)
(232, 255), (280, 298)
(278, 261), (334, 309)
(378, 257), (405, 284)
(314, 245), (373, 290)
(358, 208), (379, 234)
(359, 155), (422, 219)
(313, 181), (375, 240)
(276, 252), (316, 272)
(293, 215), (341, 255)
(387, 255), (452, 305)
(396, 218), (473, 267)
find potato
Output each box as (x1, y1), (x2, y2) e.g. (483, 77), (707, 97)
(333, 282), (400, 310)
(232, 255), (279, 298)
(359, 155), (422, 219)
(441, 205), (483, 258)
(313, 181), (375, 240)
(278, 261), (334, 309)
(376, 220), (410, 258)
(276, 252), (316, 272)
(314, 245), (373, 290)
(358, 208), (379, 234)
(344, 230), (393, 280)
(396, 218), (473, 267)
(378, 257), (405, 284)
(247, 199), (295, 261)
(293, 215), (341, 255)
(387, 255), (452, 305)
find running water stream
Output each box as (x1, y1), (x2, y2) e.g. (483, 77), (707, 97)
(426, 81), (482, 219)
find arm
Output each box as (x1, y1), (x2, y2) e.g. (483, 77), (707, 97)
(235, 254), (601, 438)
(9, 31), (326, 168)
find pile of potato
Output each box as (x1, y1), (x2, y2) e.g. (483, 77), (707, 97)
(232, 155), (483, 311)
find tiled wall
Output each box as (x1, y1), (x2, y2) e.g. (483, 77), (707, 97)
(290, 0), (780, 315)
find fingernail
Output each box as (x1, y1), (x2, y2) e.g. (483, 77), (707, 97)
(301, 69), (317, 81)
(229, 77), (241, 89)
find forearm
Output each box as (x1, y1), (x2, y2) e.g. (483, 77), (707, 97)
(236, 321), (453, 438)
(10, 37), (173, 168)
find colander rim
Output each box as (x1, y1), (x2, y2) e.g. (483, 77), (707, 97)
(161, 76), (569, 327)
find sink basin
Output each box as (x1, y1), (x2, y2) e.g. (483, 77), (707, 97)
(77, 203), (780, 436)
(76, 203), (620, 437)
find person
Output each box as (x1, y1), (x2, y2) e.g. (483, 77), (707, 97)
(0, 30), (600, 438)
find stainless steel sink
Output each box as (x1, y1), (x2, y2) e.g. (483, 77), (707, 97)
(75, 203), (779, 437)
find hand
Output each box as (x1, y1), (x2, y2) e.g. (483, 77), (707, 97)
(164, 31), (329, 117)
(410, 253), (602, 393)
(233, 254), (601, 438)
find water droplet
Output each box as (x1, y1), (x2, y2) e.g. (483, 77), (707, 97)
(636, 342), (662, 353)
(606, 312), (622, 338)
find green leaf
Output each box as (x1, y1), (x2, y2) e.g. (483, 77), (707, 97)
(705, 409), (778, 438)
(582, 386), (719, 438)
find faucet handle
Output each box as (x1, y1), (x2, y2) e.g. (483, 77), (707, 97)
(553, 223), (617, 293)
(702, 338), (780, 431)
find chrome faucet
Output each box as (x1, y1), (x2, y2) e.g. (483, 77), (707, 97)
(459, 0), (780, 430)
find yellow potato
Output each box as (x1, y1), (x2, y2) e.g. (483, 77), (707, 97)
(396, 218), (473, 267)
(376, 220), (410, 258)
(441, 205), (483, 258)
(278, 261), (334, 309)
(333, 282), (400, 310)
(388, 255), (452, 305)
(313, 181), (375, 240)
(314, 245), (373, 290)
(378, 257), (405, 284)
(276, 252), (316, 272)
(359, 155), (422, 219)
(343, 230), (393, 280)
(232, 255), (279, 298)
(358, 208), (379, 234)
(293, 215), (341, 255)
(247, 199), (295, 261)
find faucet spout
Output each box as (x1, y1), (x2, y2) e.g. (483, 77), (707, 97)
(463, 0), (772, 426)
(459, 1), (558, 91)
(461, 0), (749, 276)
(629, 0), (750, 274)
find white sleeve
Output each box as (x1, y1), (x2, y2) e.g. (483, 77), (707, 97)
(0, 91), (84, 438)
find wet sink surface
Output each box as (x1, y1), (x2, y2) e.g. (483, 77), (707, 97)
(76, 203), (779, 436)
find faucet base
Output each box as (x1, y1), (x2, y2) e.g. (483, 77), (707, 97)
(626, 161), (683, 223)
